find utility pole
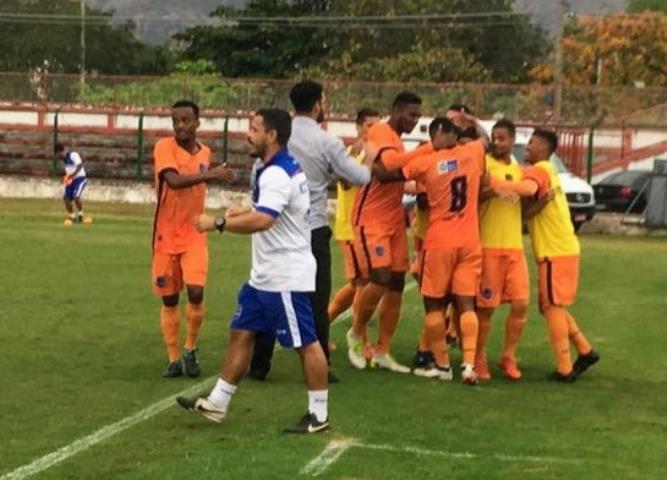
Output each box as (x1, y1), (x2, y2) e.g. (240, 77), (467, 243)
(553, 0), (567, 125)
(80, 0), (86, 94)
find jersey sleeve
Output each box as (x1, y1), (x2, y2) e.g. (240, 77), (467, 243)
(401, 152), (433, 182)
(153, 139), (178, 177)
(522, 165), (551, 197)
(69, 152), (83, 166)
(255, 166), (291, 218)
(381, 142), (434, 171)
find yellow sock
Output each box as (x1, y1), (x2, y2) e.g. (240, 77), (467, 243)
(544, 307), (573, 375)
(376, 291), (402, 355)
(160, 306), (180, 362)
(328, 283), (356, 323)
(459, 311), (479, 365)
(184, 302), (205, 350)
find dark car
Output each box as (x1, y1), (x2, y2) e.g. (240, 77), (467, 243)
(593, 170), (651, 213)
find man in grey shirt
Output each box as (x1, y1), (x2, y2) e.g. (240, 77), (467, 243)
(249, 80), (372, 382)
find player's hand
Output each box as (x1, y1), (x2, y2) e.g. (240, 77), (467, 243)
(208, 164), (236, 183)
(542, 189), (556, 202)
(63, 174), (73, 186)
(496, 189), (520, 203)
(349, 138), (364, 157)
(194, 214), (216, 232)
(225, 205), (249, 218)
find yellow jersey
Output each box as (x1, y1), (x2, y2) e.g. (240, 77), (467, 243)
(524, 160), (580, 259)
(413, 205), (429, 240)
(333, 148), (365, 241)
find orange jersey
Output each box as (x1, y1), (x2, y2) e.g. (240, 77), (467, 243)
(152, 137), (210, 254)
(402, 140), (485, 250)
(353, 123), (433, 228)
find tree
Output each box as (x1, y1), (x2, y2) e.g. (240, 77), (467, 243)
(627, 0), (667, 13)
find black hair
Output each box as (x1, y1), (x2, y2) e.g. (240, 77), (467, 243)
(356, 108), (380, 125)
(171, 99), (199, 118)
(54, 142), (66, 154)
(448, 104), (474, 115)
(428, 117), (457, 137)
(289, 80), (323, 114)
(492, 118), (516, 137)
(533, 128), (559, 154)
(392, 91), (421, 110)
(256, 108), (292, 147)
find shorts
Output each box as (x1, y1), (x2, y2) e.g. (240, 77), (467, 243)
(477, 250), (530, 308)
(338, 240), (368, 281)
(356, 224), (409, 273)
(152, 244), (208, 297)
(230, 282), (318, 349)
(410, 237), (424, 278)
(420, 246), (482, 299)
(64, 177), (88, 200)
(538, 255), (580, 309)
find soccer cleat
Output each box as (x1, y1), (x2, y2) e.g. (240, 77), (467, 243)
(460, 363), (478, 385)
(573, 350), (600, 378)
(176, 396), (226, 423)
(283, 412), (329, 434)
(370, 353), (411, 373)
(413, 364), (453, 381)
(183, 348), (201, 378)
(498, 357), (522, 381)
(475, 359), (492, 381)
(63, 218), (73, 226)
(412, 349), (435, 368)
(162, 361), (183, 378)
(346, 329), (367, 369)
(547, 370), (577, 383)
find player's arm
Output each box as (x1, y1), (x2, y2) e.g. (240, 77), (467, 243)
(194, 210), (275, 234)
(489, 176), (539, 197)
(63, 152), (84, 183)
(379, 142), (434, 171)
(522, 189), (555, 220)
(373, 160), (407, 183)
(326, 135), (371, 186)
(161, 164), (235, 190)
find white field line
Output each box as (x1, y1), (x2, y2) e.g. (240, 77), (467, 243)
(330, 280), (417, 327)
(300, 438), (357, 477)
(0, 377), (215, 480)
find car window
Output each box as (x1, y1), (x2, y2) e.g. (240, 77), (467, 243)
(512, 145), (569, 174)
(606, 171), (648, 186)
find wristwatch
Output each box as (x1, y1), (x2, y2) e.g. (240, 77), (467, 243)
(214, 216), (226, 233)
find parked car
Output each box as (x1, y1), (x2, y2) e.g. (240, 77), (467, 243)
(593, 170), (651, 213)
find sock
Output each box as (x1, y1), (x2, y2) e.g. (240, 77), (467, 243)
(417, 324), (429, 352)
(352, 282), (386, 337)
(459, 311), (479, 365)
(184, 302), (205, 350)
(77, 210), (84, 218)
(308, 389), (328, 422)
(425, 310), (449, 367)
(68, 212), (76, 220)
(563, 309), (592, 355)
(160, 305), (180, 362)
(502, 308), (527, 361)
(328, 283), (356, 323)
(544, 307), (573, 375)
(475, 310), (493, 364)
(208, 377), (237, 410)
(375, 290), (402, 355)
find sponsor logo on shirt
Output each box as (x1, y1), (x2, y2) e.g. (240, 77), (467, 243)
(438, 160), (458, 174)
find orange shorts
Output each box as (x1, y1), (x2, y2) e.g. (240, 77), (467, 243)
(338, 240), (368, 281)
(538, 255), (579, 309)
(477, 250), (530, 308)
(420, 246), (482, 299)
(152, 244), (208, 297)
(356, 224), (409, 273)
(410, 236), (424, 277)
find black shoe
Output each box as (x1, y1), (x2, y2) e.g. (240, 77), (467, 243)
(547, 370), (576, 383)
(412, 349), (435, 368)
(573, 350), (600, 377)
(328, 371), (339, 384)
(283, 412), (329, 434)
(183, 348), (201, 378)
(162, 361), (183, 378)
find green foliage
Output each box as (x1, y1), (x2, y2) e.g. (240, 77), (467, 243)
(173, 59), (220, 76)
(627, 0), (667, 12)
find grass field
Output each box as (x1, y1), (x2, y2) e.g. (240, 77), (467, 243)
(1, 198), (666, 480)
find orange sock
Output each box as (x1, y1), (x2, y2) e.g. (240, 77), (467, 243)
(425, 310), (449, 367)
(502, 306), (527, 361)
(563, 310), (592, 355)
(544, 307), (573, 374)
(184, 302), (205, 350)
(328, 283), (356, 323)
(475, 309), (493, 364)
(459, 311), (479, 365)
(376, 290), (402, 355)
(352, 282), (386, 337)
(160, 305), (180, 362)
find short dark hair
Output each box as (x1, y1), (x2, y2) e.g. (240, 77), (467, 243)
(54, 142), (66, 154)
(492, 118), (516, 137)
(428, 117), (457, 137)
(256, 108), (292, 147)
(289, 80), (323, 113)
(448, 104), (474, 115)
(533, 128), (558, 154)
(356, 108), (380, 125)
(392, 91), (421, 110)
(171, 99), (199, 118)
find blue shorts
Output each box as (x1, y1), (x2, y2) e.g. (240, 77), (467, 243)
(64, 177), (88, 200)
(230, 283), (317, 349)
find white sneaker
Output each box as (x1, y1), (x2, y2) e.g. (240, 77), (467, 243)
(176, 396), (226, 423)
(346, 329), (367, 369)
(371, 353), (411, 373)
(413, 364), (453, 381)
(460, 363), (478, 385)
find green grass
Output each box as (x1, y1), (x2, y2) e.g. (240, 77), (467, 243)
(1, 198), (666, 479)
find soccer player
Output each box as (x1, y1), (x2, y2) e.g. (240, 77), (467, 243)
(55, 142), (90, 225)
(152, 100), (235, 378)
(374, 118), (486, 384)
(520, 129), (600, 381)
(178, 108), (329, 433)
(346, 91), (433, 373)
(475, 119), (530, 381)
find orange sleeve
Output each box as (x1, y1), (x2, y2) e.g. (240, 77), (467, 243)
(522, 165), (551, 196)
(381, 142), (434, 170)
(153, 139), (178, 176)
(402, 152), (433, 182)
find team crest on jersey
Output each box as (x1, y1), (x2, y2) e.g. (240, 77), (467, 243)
(299, 180), (308, 194)
(155, 276), (167, 288)
(375, 246), (385, 257)
(482, 288), (493, 300)
(199, 163), (208, 173)
(438, 160), (458, 173)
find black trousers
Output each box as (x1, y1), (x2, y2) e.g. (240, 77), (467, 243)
(249, 226), (332, 377)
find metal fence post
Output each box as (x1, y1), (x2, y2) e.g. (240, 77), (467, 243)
(586, 127), (595, 184)
(223, 116), (229, 165)
(136, 112), (144, 180)
(52, 108), (60, 176)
